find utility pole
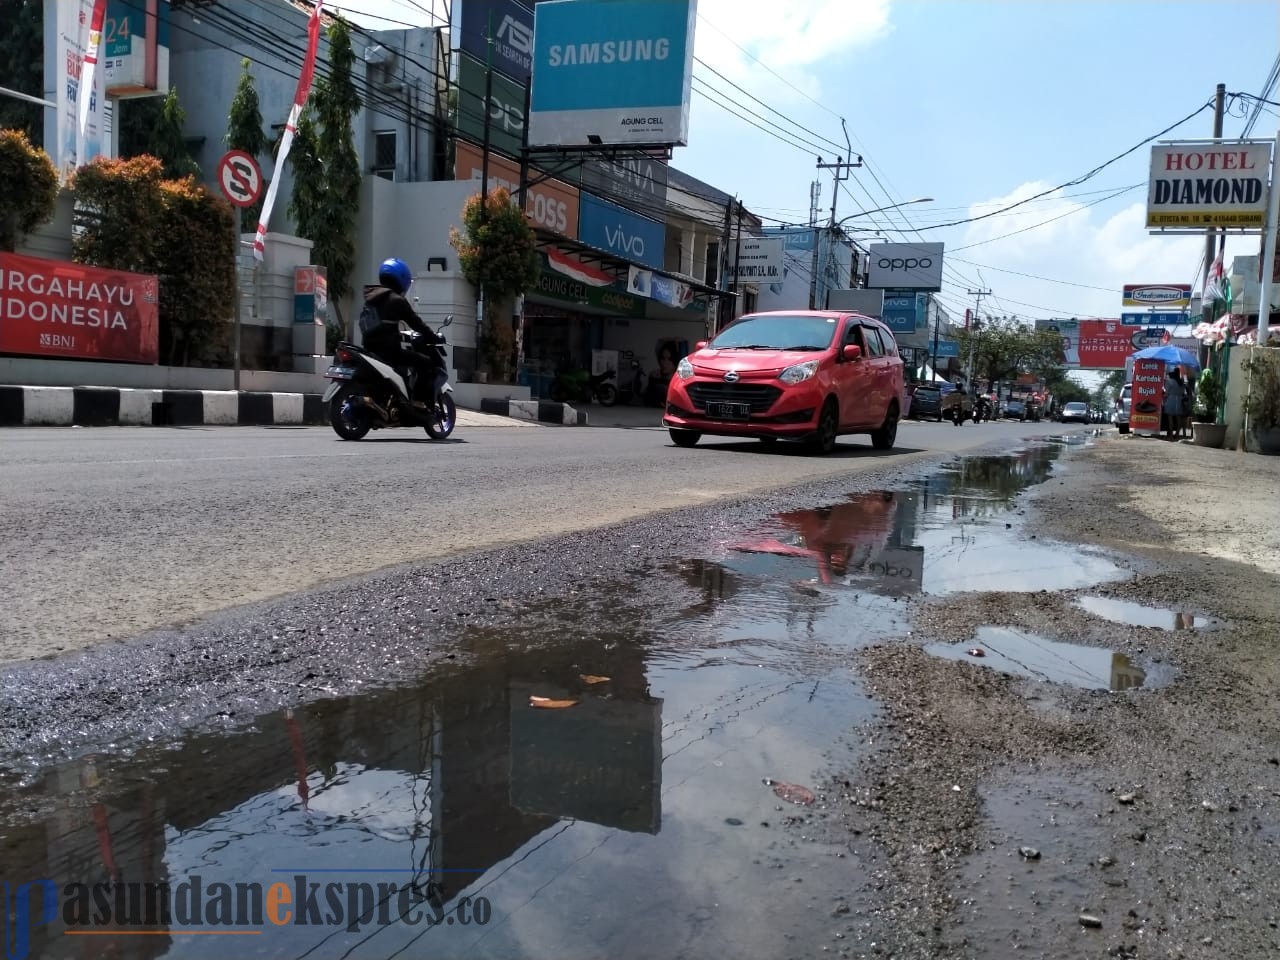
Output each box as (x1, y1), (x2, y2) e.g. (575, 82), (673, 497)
(965, 288), (991, 388)
(810, 156), (862, 309)
(1204, 83), (1227, 304)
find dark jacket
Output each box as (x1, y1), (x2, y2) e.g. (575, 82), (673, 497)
(361, 284), (438, 353)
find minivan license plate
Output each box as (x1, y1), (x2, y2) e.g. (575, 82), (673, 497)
(707, 401), (750, 420)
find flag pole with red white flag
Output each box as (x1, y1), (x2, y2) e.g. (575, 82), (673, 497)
(76, 0), (108, 165)
(253, 0), (324, 262)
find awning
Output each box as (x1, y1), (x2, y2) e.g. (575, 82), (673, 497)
(533, 229), (735, 304)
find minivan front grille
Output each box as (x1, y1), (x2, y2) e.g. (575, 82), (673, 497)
(687, 382), (782, 413)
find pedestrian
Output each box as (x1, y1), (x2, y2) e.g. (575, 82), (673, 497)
(1181, 369), (1195, 438)
(1163, 367), (1184, 440)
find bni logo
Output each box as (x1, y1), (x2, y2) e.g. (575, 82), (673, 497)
(3, 879), (59, 960)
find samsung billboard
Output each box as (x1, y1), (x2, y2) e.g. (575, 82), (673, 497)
(528, 0), (697, 147)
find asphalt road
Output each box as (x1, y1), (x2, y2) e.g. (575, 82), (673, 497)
(0, 418), (1075, 661)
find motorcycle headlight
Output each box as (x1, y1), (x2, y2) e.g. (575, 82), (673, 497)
(779, 360), (819, 384)
(677, 357), (694, 380)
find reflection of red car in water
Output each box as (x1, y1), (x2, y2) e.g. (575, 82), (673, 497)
(727, 491), (898, 583)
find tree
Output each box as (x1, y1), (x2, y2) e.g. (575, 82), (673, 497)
(0, 129), (59, 251)
(71, 155), (168, 272)
(287, 18), (361, 339)
(151, 88), (200, 180)
(955, 317), (1066, 386)
(225, 59), (269, 230)
(450, 187), (539, 382)
(0, 0), (44, 141)
(157, 177), (236, 365)
(117, 98), (165, 160)
(71, 155), (234, 366)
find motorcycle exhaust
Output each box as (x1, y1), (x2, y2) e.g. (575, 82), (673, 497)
(349, 394), (391, 422)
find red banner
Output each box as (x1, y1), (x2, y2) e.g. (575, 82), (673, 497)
(0, 252), (159, 363)
(1077, 319), (1137, 370)
(1130, 358), (1165, 434)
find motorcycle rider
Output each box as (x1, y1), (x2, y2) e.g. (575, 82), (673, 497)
(362, 257), (444, 408)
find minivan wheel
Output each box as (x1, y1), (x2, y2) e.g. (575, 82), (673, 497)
(871, 402), (899, 450)
(808, 399), (839, 455)
(669, 428), (701, 448)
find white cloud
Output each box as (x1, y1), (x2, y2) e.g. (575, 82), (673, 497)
(947, 182), (1205, 323)
(694, 0), (892, 92)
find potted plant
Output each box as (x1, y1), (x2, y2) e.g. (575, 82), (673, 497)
(1191, 366), (1226, 447)
(1242, 347), (1280, 454)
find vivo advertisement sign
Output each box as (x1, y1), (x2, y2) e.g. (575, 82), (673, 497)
(528, 0), (697, 147)
(881, 292), (922, 334)
(456, 0), (534, 83)
(867, 243), (945, 291)
(578, 192), (665, 269)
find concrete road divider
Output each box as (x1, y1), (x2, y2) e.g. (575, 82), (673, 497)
(0, 385), (328, 427)
(479, 397), (587, 425)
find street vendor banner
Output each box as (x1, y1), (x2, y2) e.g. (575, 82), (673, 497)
(1130, 358), (1165, 434)
(0, 252), (159, 363)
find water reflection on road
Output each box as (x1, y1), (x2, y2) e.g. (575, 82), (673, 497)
(0, 440), (1128, 959)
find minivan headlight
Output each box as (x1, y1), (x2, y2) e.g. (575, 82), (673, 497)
(779, 360), (819, 384)
(677, 357), (694, 380)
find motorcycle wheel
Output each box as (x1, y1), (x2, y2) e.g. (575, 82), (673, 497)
(424, 394), (457, 440)
(330, 387), (371, 441)
(596, 383), (619, 407)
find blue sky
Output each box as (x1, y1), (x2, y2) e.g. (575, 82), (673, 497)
(351, 0), (1279, 327)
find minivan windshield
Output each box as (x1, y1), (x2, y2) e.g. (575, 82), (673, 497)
(709, 314), (838, 351)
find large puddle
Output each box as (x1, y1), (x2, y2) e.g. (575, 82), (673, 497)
(719, 444), (1124, 595)
(0, 441), (1130, 959)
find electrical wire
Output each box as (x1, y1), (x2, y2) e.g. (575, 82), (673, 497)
(907, 99), (1215, 232)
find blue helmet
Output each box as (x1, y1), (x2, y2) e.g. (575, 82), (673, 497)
(378, 257), (413, 295)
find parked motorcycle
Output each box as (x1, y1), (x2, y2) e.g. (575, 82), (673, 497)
(549, 367), (619, 406)
(323, 316), (457, 441)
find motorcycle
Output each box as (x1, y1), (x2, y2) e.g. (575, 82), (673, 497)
(323, 316), (457, 441)
(973, 395), (994, 423)
(548, 367), (618, 406)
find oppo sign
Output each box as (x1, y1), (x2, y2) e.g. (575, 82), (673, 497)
(866, 242), (945, 291)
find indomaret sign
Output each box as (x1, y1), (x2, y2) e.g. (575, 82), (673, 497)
(1146, 143), (1272, 228)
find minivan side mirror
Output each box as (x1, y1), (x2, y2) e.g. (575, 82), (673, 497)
(695, 340), (708, 351)
(842, 344), (862, 362)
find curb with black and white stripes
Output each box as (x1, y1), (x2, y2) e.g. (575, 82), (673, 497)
(0, 385), (328, 427)
(479, 397), (587, 426)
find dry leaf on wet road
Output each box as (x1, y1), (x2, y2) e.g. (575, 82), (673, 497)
(529, 696), (578, 709)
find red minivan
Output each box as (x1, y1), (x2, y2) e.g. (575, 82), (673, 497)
(663, 310), (905, 454)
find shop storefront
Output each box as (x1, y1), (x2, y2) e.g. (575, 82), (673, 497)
(520, 243), (728, 401)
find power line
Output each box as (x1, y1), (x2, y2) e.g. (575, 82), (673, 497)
(946, 185), (1143, 252)
(908, 100), (1215, 232)
(694, 12), (842, 120)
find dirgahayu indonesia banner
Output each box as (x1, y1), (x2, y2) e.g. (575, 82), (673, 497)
(0, 253), (160, 364)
